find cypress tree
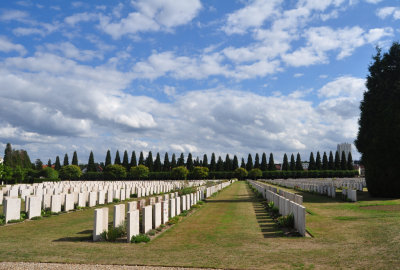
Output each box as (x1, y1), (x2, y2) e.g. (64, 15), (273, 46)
(328, 151), (334, 170)
(232, 155), (239, 170)
(154, 152), (162, 172)
(72, 151), (78, 166)
(289, 154), (296, 171)
(63, 154), (69, 166)
(4, 143), (12, 167)
(347, 152), (353, 170)
(240, 158), (246, 169)
(295, 153), (303, 171)
(224, 154), (232, 171)
(163, 153), (170, 171)
(216, 156), (224, 171)
(316, 151), (322, 170)
(210, 153), (216, 171)
(322, 152), (328, 170)
(105, 150), (112, 167)
(260, 153), (267, 171)
(171, 153), (177, 168)
(202, 154), (208, 168)
(35, 159), (43, 170)
(55, 156), (61, 171)
(177, 153), (185, 167)
(254, 153), (260, 169)
(47, 159), (52, 167)
(282, 154), (289, 171)
(186, 153), (194, 171)
(268, 153), (276, 171)
(246, 154), (253, 171)
(194, 156), (200, 167)
(308, 152), (316, 170)
(114, 150), (121, 165)
(341, 151), (347, 170)
(22, 150), (32, 169)
(334, 151), (340, 170)
(145, 151), (154, 171)
(87, 151), (96, 172)
(122, 150), (129, 170)
(130, 151), (137, 167)
(138, 152), (145, 165)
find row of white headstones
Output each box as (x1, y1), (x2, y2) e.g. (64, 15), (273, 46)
(93, 181), (235, 242)
(1, 180), (214, 224)
(248, 180), (306, 236)
(263, 178), (365, 202)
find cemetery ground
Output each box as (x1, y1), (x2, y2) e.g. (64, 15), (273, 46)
(1, 182), (400, 269)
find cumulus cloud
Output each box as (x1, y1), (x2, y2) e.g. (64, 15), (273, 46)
(64, 12), (99, 26)
(0, 36), (26, 55)
(377, 7), (400, 20)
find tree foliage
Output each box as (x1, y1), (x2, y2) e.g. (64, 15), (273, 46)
(59, 165), (82, 180)
(130, 165), (149, 179)
(104, 164), (126, 179)
(191, 166), (209, 179)
(87, 151), (96, 172)
(234, 167), (248, 180)
(248, 168), (262, 179)
(171, 166), (189, 180)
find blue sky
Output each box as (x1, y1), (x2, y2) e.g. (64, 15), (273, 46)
(0, 0), (399, 164)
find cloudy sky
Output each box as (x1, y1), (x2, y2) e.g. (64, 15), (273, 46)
(0, 0), (398, 164)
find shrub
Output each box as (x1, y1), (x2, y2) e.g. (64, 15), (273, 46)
(112, 198), (120, 203)
(147, 229), (156, 236)
(131, 234), (150, 243)
(180, 210), (189, 216)
(248, 168), (262, 180)
(191, 166), (209, 179)
(271, 206), (280, 217)
(234, 168), (248, 180)
(178, 186), (196, 196)
(171, 166), (189, 180)
(267, 201), (275, 209)
(104, 225), (125, 242)
(59, 165), (82, 180)
(168, 216), (180, 225)
(104, 164), (127, 180)
(277, 214), (294, 228)
(130, 193), (137, 198)
(42, 167), (59, 179)
(130, 165), (149, 180)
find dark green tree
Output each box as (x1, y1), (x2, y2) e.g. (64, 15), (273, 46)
(55, 156), (61, 171)
(186, 153), (194, 171)
(260, 153), (267, 171)
(289, 154), (296, 171)
(177, 153), (185, 167)
(254, 153), (260, 169)
(210, 153), (216, 171)
(122, 150), (129, 170)
(347, 152), (353, 170)
(334, 151), (340, 170)
(341, 151), (347, 170)
(154, 152), (162, 172)
(130, 151), (137, 167)
(145, 151), (154, 171)
(224, 154), (232, 171)
(47, 159), (52, 168)
(114, 150), (121, 165)
(35, 159), (43, 170)
(322, 152), (328, 170)
(328, 151), (334, 170)
(4, 143), (12, 166)
(87, 151), (96, 172)
(240, 158), (246, 169)
(282, 154), (289, 171)
(202, 154), (208, 168)
(268, 153), (276, 171)
(308, 152), (316, 170)
(171, 153), (177, 168)
(232, 155), (239, 170)
(138, 151), (145, 165)
(63, 153), (69, 166)
(216, 156), (224, 171)
(295, 153), (303, 171)
(72, 151), (78, 166)
(105, 150), (112, 167)
(246, 154), (253, 171)
(316, 151), (322, 170)
(163, 153), (170, 171)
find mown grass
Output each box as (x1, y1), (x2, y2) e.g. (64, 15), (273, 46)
(0, 182), (400, 269)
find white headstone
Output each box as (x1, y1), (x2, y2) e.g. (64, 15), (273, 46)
(93, 207), (108, 241)
(169, 198), (176, 218)
(51, 194), (61, 213)
(162, 200), (169, 224)
(153, 202), (161, 228)
(4, 197), (21, 223)
(142, 205), (152, 233)
(113, 204), (125, 228)
(127, 210), (139, 242)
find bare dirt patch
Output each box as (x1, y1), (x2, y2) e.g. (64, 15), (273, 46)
(360, 204), (400, 211)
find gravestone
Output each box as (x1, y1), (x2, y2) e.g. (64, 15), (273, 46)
(153, 202), (161, 228)
(64, 193), (74, 211)
(142, 205), (152, 233)
(93, 207), (109, 241)
(4, 197), (21, 223)
(169, 197), (176, 218)
(51, 194), (61, 213)
(113, 204), (125, 228)
(128, 201), (138, 212)
(162, 200), (169, 224)
(176, 196), (181, 215)
(127, 210), (139, 242)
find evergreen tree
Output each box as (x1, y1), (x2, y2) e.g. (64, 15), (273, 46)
(254, 153), (260, 169)
(35, 159), (43, 170)
(308, 152), (316, 170)
(224, 154), (232, 171)
(328, 151), (334, 170)
(145, 151), (154, 171)
(347, 152), (353, 170)
(334, 151), (340, 170)
(289, 154), (296, 171)
(170, 153), (177, 168)
(282, 154), (289, 171)
(355, 43), (400, 197)
(63, 154), (69, 166)
(341, 151), (347, 170)
(202, 154), (208, 168)
(47, 159), (52, 168)
(268, 153), (276, 171)
(55, 156), (61, 171)
(138, 151), (145, 165)
(210, 153), (216, 171)
(240, 158), (246, 169)
(163, 152), (170, 171)
(87, 151), (96, 172)
(154, 152), (162, 172)
(4, 143), (12, 166)
(216, 156), (224, 171)
(260, 153), (267, 171)
(246, 154), (253, 171)
(186, 153), (194, 171)
(72, 151), (78, 166)
(177, 153), (185, 167)
(114, 150), (121, 165)
(316, 151), (322, 170)
(232, 155), (239, 170)
(130, 151), (137, 167)
(105, 150), (112, 167)
(295, 153), (303, 171)
(194, 156), (200, 167)
(121, 150), (129, 170)
(322, 152), (328, 170)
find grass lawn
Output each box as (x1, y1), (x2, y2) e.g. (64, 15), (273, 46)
(0, 181), (400, 269)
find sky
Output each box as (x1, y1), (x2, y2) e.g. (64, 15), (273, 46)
(0, 0), (399, 164)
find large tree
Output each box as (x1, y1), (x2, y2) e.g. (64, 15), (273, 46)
(202, 154), (208, 168)
(72, 151), (78, 166)
(347, 152), (353, 170)
(254, 153), (260, 169)
(322, 152), (328, 170)
(267, 153), (276, 171)
(209, 153), (216, 171)
(63, 153), (69, 166)
(224, 154), (232, 171)
(186, 153), (194, 171)
(315, 151), (322, 170)
(232, 155), (239, 170)
(122, 150), (129, 170)
(105, 150), (112, 167)
(130, 151), (137, 168)
(87, 151), (96, 172)
(55, 156), (61, 171)
(328, 151), (334, 170)
(295, 153), (303, 171)
(355, 43), (400, 197)
(145, 151), (154, 171)
(308, 152), (316, 170)
(154, 152), (162, 172)
(246, 154), (253, 171)
(114, 150), (121, 165)
(260, 152), (267, 171)
(334, 151), (340, 170)
(163, 152), (170, 171)
(177, 153), (185, 167)
(289, 154), (295, 171)
(282, 154), (289, 171)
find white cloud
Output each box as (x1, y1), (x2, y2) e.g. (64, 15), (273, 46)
(64, 12), (99, 26)
(318, 76), (365, 98)
(365, 0), (383, 4)
(0, 10), (29, 22)
(44, 42), (102, 61)
(100, 0), (202, 38)
(377, 6), (400, 20)
(0, 36), (26, 55)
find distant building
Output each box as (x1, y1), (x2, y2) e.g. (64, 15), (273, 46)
(337, 143), (352, 160)
(302, 162), (309, 170)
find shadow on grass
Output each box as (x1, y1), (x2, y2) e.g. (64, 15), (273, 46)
(53, 230), (92, 242)
(253, 202), (283, 238)
(205, 198), (254, 203)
